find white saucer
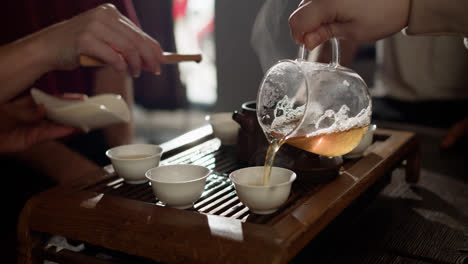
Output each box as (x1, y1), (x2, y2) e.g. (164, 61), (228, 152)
(31, 88), (131, 132)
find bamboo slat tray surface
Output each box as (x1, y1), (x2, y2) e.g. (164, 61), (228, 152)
(18, 126), (420, 264)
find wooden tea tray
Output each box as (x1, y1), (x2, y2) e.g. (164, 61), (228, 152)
(17, 126), (420, 264)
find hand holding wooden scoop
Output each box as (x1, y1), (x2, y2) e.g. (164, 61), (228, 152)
(79, 52), (202, 67)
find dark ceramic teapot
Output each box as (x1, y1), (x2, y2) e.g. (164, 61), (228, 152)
(232, 101), (268, 165)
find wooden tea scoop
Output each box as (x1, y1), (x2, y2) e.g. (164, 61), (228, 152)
(79, 52), (202, 67)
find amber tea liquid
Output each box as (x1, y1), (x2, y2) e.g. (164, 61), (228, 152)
(263, 126), (368, 185)
(263, 139), (284, 185)
(118, 154), (152, 159)
(285, 126), (368, 157)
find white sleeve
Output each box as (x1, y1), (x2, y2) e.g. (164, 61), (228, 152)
(405, 0), (468, 36)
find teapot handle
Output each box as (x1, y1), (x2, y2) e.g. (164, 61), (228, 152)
(298, 37), (340, 68)
(330, 37), (340, 68)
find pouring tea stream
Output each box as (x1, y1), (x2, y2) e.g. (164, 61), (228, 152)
(256, 38), (372, 185)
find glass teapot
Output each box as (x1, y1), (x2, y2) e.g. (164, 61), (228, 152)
(256, 38), (372, 158)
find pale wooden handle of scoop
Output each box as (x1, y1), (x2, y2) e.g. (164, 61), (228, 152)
(79, 52), (202, 67)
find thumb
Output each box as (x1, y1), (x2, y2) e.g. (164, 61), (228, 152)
(303, 26), (333, 51)
(303, 22), (355, 51)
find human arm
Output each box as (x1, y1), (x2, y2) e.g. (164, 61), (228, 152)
(11, 140), (101, 185)
(0, 3), (166, 104)
(0, 37), (52, 104)
(0, 96), (76, 154)
(9, 94), (111, 184)
(289, 0), (410, 51)
(12, 68), (133, 185)
(8, 65), (135, 181)
(289, 0), (468, 51)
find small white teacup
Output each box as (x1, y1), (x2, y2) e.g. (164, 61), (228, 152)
(344, 124), (377, 159)
(106, 144), (163, 184)
(206, 112), (240, 145)
(145, 164), (211, 209)
(230, 166), (296, 215)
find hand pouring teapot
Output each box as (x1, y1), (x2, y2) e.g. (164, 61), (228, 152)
(256, 38), (372, 158)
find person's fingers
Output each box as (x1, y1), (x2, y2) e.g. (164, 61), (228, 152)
(13, 108), (44, 123)
(116, 13), (166, 64)
(36, 104), (47, 119)
(440, 119), (468, 149)
(21, 122), (76, 151)
(95, 3), (165, 74)
(111, 13), (167, 72)
(289, 0), (333, 45)
(32, 122), (77, 142)
(118, 10), (141, 29)
(102, 17), (158, 74)
(84, 20), (142, 76)
(149, 38), (164, 75)
(0, 122), (76, 153)
(77, 30), (127, 73)
(8, 95), (36, 107)
(60, 93), (88, 100)
(303, 25), (333, 51)
(1, 96), (45, 123)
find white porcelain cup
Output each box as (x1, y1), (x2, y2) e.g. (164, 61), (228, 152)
(206, 112), (240, 145)
(229, 166), (296, 215)
(145, 164), (211, 209)
(31, 88), (130, 132)
(106, 144), (163, 184)
(344, 124), (377, 159)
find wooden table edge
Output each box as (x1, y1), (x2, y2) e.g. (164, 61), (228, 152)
(17, 128), (420, 264)
(18, 187), (287, 264)
(271, 129), (420, 262)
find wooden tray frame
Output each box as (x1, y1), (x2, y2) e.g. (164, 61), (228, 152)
(17, 127), (420, 264)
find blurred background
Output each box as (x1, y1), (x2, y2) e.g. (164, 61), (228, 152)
(131, 0), (376, 144)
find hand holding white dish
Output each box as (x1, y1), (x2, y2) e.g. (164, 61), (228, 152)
(30, 88), (130, 132)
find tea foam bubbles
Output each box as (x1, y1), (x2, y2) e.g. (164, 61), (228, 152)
(267, 94), (371, 138)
